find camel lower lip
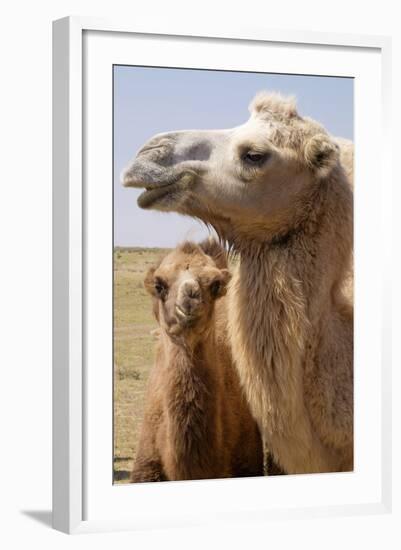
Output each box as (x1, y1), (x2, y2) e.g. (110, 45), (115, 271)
(175, 306), (194, 319)
(137, 184), (174, 208)
(175, 306), (198, 325)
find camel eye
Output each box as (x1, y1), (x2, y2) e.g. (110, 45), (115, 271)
(242, 151), (269, 165)
(154, 279), (168, 298)
(209, 280), (221, 297)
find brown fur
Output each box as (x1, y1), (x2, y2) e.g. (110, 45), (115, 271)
(131, 240), (264, 482)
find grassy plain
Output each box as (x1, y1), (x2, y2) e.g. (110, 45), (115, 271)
(113, 247), (169, 483)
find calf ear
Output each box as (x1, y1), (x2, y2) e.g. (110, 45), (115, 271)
(199, 237), (227, 269)
(304, 134), (339, 178)
(144, 267), (156, 295)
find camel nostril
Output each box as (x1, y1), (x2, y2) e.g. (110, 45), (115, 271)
(187, 289), (201, 300)
(176, 280), (202, 321)
(137, 134), (177, 157)
(180, 280), (201, 300)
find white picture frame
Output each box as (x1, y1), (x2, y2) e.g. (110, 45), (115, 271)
(52, 16), (392, 534)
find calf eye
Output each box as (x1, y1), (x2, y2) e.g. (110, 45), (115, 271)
(242, 151), (270, 165)
(209, 280), (221, 297)
(154, 279), (168, 298)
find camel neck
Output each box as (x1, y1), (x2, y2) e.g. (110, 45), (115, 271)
(227, 170), (352, 430)
(160, 323), (221, 472)
(238, 169), (353, 325)
(161, 324), (218, 377)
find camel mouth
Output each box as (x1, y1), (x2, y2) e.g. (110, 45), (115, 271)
(137, 183), (176, 209)
(134, 171), (196, 210)
(122, 171), (174, 190)
(174, 305), (199, 326)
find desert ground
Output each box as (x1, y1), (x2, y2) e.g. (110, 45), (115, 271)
(113, 247), (169, 484)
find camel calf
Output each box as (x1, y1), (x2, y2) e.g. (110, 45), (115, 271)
(131, 240), (263, 482)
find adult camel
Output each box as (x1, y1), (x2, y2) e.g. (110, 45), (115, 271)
(122, 92), (353, 474)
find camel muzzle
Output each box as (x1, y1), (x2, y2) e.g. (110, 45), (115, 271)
(121, 157), (179, 189)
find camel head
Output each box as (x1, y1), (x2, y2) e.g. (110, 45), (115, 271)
(144, 240), (231, 343)
(122, 92), (342, 244)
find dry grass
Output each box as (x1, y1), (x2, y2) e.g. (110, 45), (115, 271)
(113, 247), (169, 484)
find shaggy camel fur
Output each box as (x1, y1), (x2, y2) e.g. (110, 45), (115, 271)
(131, 240), (264, 482)
(123, 92), (353, 474)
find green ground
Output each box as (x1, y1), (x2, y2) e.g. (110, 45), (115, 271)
(113, 247), (169, 484)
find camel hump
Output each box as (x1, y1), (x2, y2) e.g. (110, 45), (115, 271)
(335, 137), (354, 188)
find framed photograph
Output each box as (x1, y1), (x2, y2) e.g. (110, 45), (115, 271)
(52, 17), (392, 534)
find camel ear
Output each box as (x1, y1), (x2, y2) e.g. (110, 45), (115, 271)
(304, 134), (339, 177)
(144, 267), (156, 295)
(199, 238), (227, 269)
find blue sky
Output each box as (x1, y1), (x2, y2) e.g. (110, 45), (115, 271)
(114, 66), (353, 247)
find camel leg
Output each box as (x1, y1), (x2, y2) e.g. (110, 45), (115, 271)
(267, 416), (340, 474)
(131, 453), (166, 483)
(265, 451), (286, 476)
(231, 427), (264, 478)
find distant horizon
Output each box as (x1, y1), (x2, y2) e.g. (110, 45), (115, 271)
(114, 66), (353, 247)
(114, 244), (173, 250)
